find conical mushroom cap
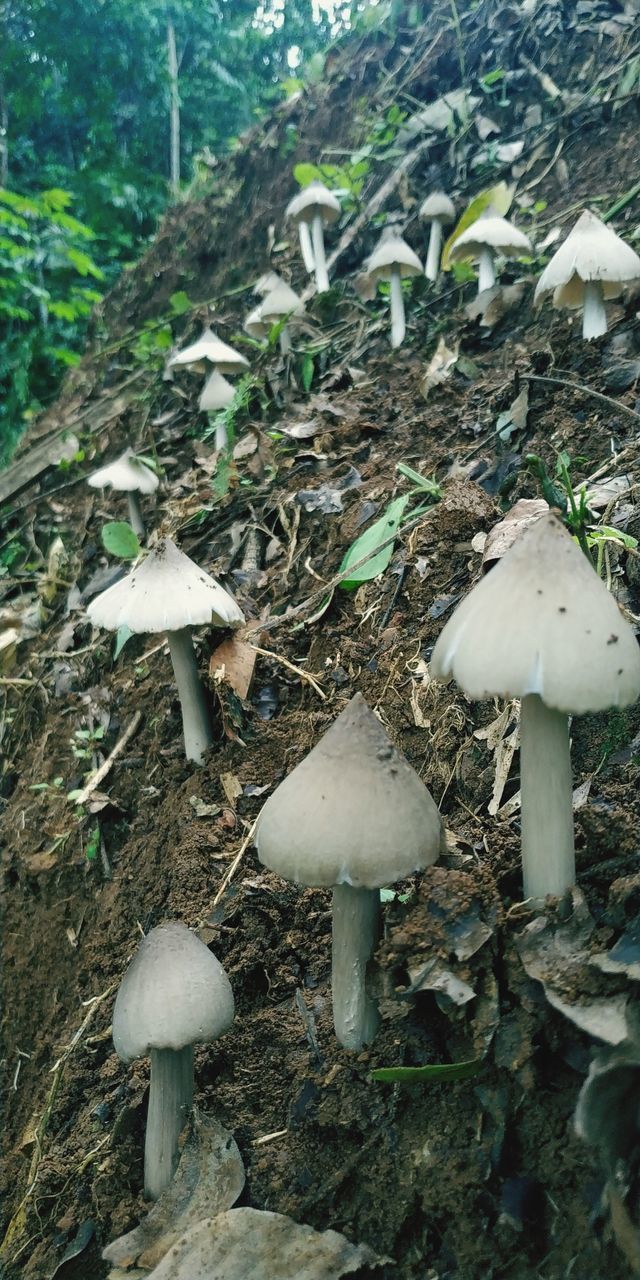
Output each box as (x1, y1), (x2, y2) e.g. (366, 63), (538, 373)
(449, 214), (531, 261)
(259, 282), (305, 322)
(534, 209), (640, 308)
(199, 369), (235, 412)
(168, 327), (249, 374)
(112, 921), (234, 1062)
(256, 692), (442, 889)
(367, 234), (423, 280)
(87, 448), (159, 495)
(431, 513), (640, 713)
(420, 192), (456, 222)
(285, 180), (341, 226)
(253, 270), (285, 297)
(244, 303), (271, 339)
(87, 537), (244, 633)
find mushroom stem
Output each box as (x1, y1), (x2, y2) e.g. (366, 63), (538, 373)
(331, 884), (381, 1050)
(278, 324), (292, 356)
(477, 246), (496, 293)
(582, 280), (607, 340)
(389, 265), (406, 348)
(298, 221), (316, 274)
(425, 220), (443, 282)
(311, 212), (330, 293)
(520, 693), (575, 901)
(145, 1045), (193, 1200)
(127, 492), (146, 541)
(215, 420), (228, 452)
(167, 627), (213, 766)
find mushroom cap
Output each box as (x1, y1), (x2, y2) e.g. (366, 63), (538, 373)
(112, 921), (234, 1062)
(420, 192), (456, 223)
(367, 234), (424, 280)
(87, 448), (159, 495)
(449, 214), (532, 261)
(285, 180), (341, 226)
(253, 270), (285, 297)
(168, 327), (249, 375)
(244, 303), (271, 339)
(534, 209), (640, 307)
(87, 537), (244, 633)
(256, 692), (442, 889)
(431, 513), (640, 714)
(259, 281), (305, 322)
(198, 370), (235, 412)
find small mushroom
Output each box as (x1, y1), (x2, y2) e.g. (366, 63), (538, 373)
(112, 921), (234, 1200)
(87, 537), (244, 765)
(244, 303), (271, 340)
(256, 693), (442, 1050)
(449, 212), (531, 294)
(87, 447), (159, 541)
(198, 370), (235, 413)
(366, 233), (423, 348)
(430, 513), (640, 900)
(285, 181), (341, 293)
(534, 209), (640, 341)
(253, 270), (285, 297)
(420, 191), (456, 282)
(258, 282), (305, 354)
(168, 327), (249, 375)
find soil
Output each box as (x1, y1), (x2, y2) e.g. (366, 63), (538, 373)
(3, 2), (640, 1278)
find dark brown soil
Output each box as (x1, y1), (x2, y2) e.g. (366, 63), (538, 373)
(3, 2), (640, 1277)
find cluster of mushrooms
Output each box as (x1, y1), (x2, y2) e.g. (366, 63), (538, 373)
(83, 176), (640, 1212)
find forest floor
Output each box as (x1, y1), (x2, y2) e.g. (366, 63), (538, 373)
(2, 2), (640, 1278)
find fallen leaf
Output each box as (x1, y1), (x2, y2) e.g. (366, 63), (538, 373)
(189, 797), (222, 818)
(421, 336), (459, 399)
(220, 772), (242, 807)
(210, 635), (257, 701)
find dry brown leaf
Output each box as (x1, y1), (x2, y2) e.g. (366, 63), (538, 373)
(421, 336), (459, 399)
(210, 636), (257, 701)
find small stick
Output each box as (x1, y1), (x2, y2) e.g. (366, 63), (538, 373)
(71, 711), (142, 807)
(0, 678), (36, 686)
(210, 817), (259, 908)
(527, 373), (640, 427)
(250, 644), (326, 700)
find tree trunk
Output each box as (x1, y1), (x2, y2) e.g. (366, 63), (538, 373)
(167, 18), (180, 196)
(0, 75), (8, 186)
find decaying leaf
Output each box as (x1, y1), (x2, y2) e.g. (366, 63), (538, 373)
(575, 1043), (640, 1274)
(495, 386), (529, 442)
(474, 702), (519, 815)
(103, 1114), (245, 1273)
(465, 282), (525, 329)
(210, 635), (257, 701)
(421, 336), (459, 399)
(481, 499), (549, 569)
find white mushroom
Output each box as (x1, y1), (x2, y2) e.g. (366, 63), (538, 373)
(198, 370), (235, 413)
(420, 192), (456, 282)
(256, 692), (442, 1050)
(112, 921), (234, 1200)
(87, 538), (244, 765)
(366, 233), (423, 348)
(449, 212), (532, 294)
(258, 281), (305, 355)
(285, 181), (341, 293)
(168, 328), (249, 375)
(534, 209), (640, 341)
(431, 513), (640, 900)
(87, 448), (159, 541)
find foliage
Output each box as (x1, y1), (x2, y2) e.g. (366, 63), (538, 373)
(338, 465), (441, 590)
(101, 522), (141, 560)
(371, 1058), (483, 1083)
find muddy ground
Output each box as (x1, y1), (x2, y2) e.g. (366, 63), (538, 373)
(2, 2), (640, 1277)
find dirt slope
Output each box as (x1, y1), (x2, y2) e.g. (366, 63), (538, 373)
(2, 2), (640, 1277)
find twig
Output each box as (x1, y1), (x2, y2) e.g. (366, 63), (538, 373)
(0, 677), (36, 686)
(71, 711), (142, 807)
(526, 372), (640, 426)
(210, 817), (259, 908)
(251, 644), (326, 699)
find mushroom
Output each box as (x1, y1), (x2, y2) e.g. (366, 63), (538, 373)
(430, 513), (640, 900)
(256, 692), (442, 1050)
(366, 233), (423, 347)
(449, 212), (531, 294)
(534, 209), (640, 341)
(87, 447), (159, 541)
(258, 282), (305, 354)
(198, 370), (235, 413)
(285, 181), (341, 294)
(253, 270), (285, 297)
(244, 303), (271, 341)
(87, 537), (244, 765)
(112, 921), (234, 1200)
(420, 192), (456, 282)
(168, 327), (249, 376)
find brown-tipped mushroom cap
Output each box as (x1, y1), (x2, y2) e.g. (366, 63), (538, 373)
(168, 327), (249, 374)
(449, 214), (531, 261)
(534, 209), (640, 308)
(367, 234), (423, 280)
(259, 281), (305, 322)
(256, 692), (442, 888)
(112, 921), (234, 1062)
(88, 448), (159, 495)
(420, 192), (456, 223)
(431, 513), (640, 713)
(87, 537), (244, 633)
(198, 370), (235, 412)
(285, 180), (341, 226)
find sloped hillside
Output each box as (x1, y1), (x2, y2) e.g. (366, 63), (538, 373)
(2, 2), (640, 1278)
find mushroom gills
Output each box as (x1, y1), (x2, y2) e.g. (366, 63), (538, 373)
(331, 884), (381, 1051)
(145, 1045), (194, 1200)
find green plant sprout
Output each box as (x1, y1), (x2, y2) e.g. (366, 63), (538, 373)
(71, 725), (105, 761)
(29, 776), (64, 793)
(526, 451), (638, 574)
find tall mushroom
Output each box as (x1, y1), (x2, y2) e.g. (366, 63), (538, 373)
(534, 209), (640, 341)
(87, 448), (159, 541)
(430, 513), (640, 900)
(87, 537), (244, 765)
(256, 693), (442, 1050)
(285, 181), (341, 294)
(198, 370), (235, 413)
(258, 281), (305, 355)
(112, 921), (234, 1200)
(168, 328), (249, 451)
(366, 233), (423, 348)
(449, 212), (531, 294)
(420, 192), (456, 282)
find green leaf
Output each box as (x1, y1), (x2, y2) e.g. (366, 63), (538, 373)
(371, 1058), (483, 1083)
(442, 181), (514, 270)
(114, 625), (134, 659)
(101, 522), (140, 559)
(338, 495), (410, 591)
(65, 247), (105, 279)
(169, 290), (191, 315)
(396, 463), (441, 497)
(293, 162), (323, 188)
(301, 351), (314, 393)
